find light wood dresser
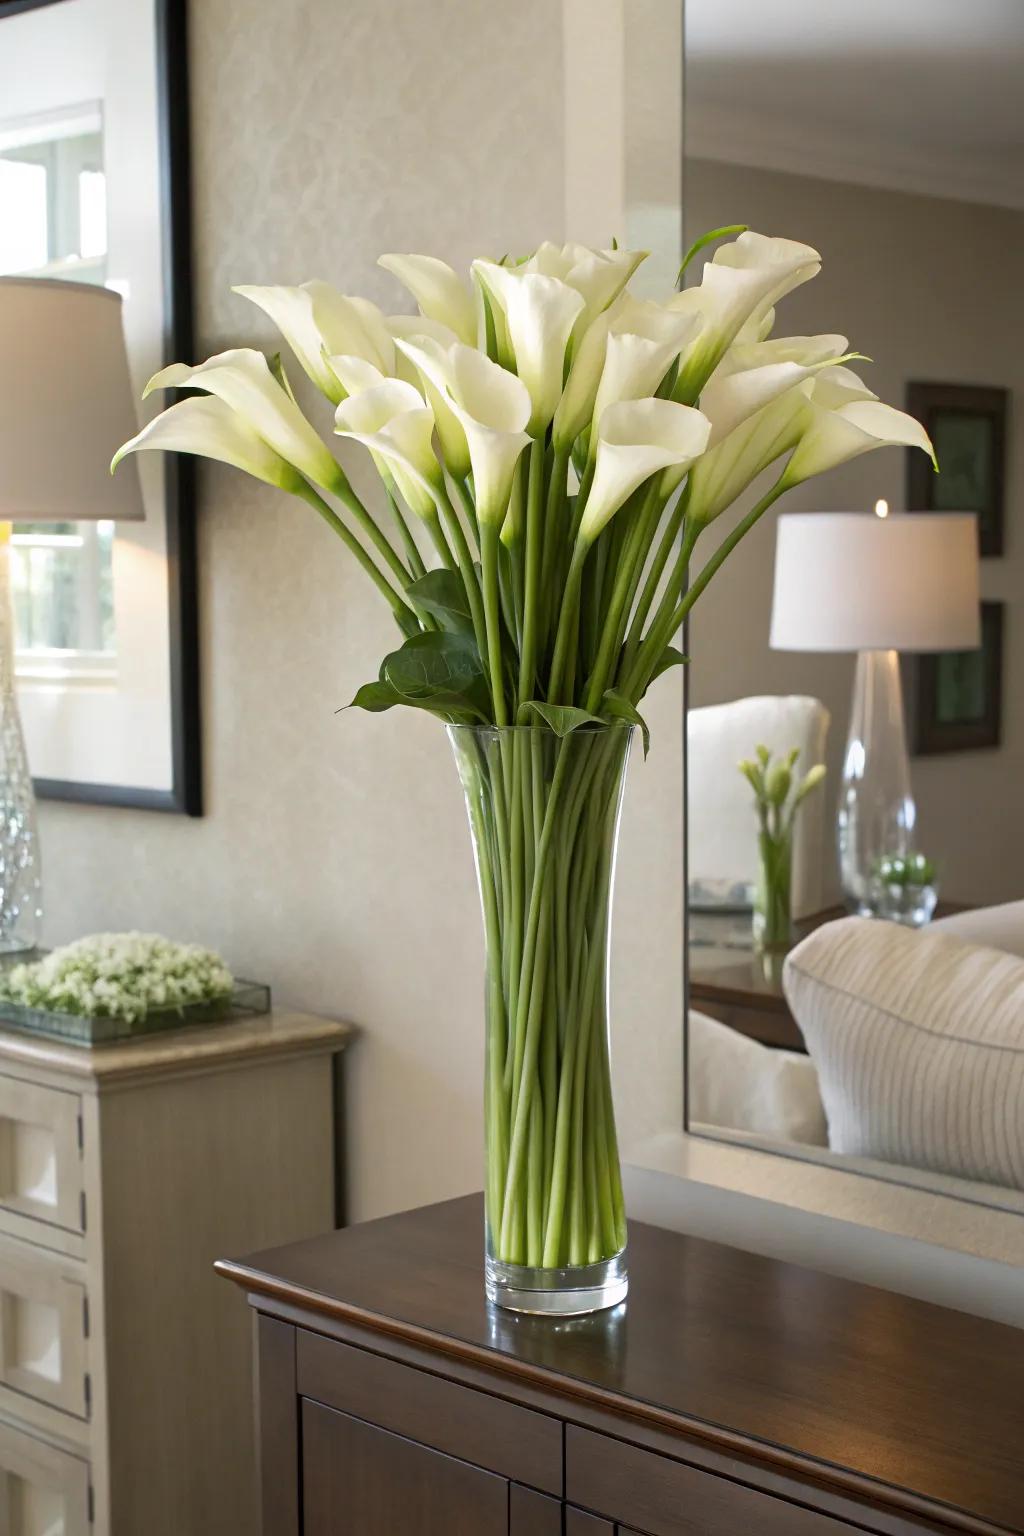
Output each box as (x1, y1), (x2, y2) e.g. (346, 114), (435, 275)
(0, 1010), (351, 1535)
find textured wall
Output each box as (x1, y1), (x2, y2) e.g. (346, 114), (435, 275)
(38, 0), (686, 1220)
(686, 157), (1023, 907)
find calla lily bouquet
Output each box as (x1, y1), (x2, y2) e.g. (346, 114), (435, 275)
(114, 227), (935, 1311)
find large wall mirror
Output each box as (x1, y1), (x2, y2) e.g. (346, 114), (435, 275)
(0, 0), (199, 812)
(683, 1), (1022, 1210)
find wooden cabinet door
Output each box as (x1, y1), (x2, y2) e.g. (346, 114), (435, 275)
(511, 1484), (562, 1533)
(566, 1511), (614, 1534)
(302, 1399), (509, 1536)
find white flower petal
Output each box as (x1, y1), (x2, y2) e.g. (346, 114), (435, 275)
(687, 382), (814, 523)
(233, 283), (341, 400)
(783, 399), (935, 485)
(580, 398), (711, 543)
(379, 253), (477, 346)
(112, 395), (299, 489)
(145, 348), (342, 489)
(334, 380), (441, 516)
(327, 354), (389, 398)
(472, 261), (584, 433)
(387, 314), (461, 388)
(700, 352), (857, 446)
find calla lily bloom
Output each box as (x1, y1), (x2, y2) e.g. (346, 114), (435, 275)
(112, 394), (302, 490)
(579, 397), (711, 544)
(686, 382), (815, 524)
(781, 398), (936, 487)
(522, 241), (648, 335)
(390, 333), (471, 479)
(669, 232), (821, 401)
(471, 261), (584, 434)
(234, 282), (395, 402)
(145, 348), (344, 491)
(328, 355), (389, 399)
(554, 295), (702, 450)
(334, 380), (441, 518)
(379, 254), (477, 346)
(396, 337), (531, 522)
(699, 349), (858, 446)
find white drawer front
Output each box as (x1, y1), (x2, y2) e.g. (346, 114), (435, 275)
(0, 1080), (83, 1235)
(0, 1418), (90, 1536)
(0, 1234), (87, 1419)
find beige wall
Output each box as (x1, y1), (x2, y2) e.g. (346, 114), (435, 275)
(37, 0), (687, 1220)
(686, 157), (1023, 906)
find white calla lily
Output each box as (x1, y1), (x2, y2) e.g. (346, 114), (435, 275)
(782, 399), (936, 487)
(554, 295), (702, 450)
(387, 314), (461, 389)
(471, 260), (584, 434)
(809, 365), (878, 410)
(327, 355), (389, 398)
(145, 348), (344, 490)
(378, 254), (477, 346)
(392, 334), (471, 479)
(334, 379), (441, 517)
(686, 382), (815, 524)
(396, 336), (531, 520)
(234, 282), (394, 401)
(580, 397), (711, 544)
(669, 232), (821, 400)
(699, 351), (858, 446)
(523, 241), (647, 334)
(112, 394), (302, 490)
(713, 334), (849, 378)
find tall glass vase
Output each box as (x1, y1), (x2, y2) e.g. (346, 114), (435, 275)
(0, 530), (41, 955)
(753, 828), (793, 953)
(448, 722), (633, 1316)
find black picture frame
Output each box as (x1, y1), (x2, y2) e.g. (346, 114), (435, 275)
(1, 0), (201, 814)
(905, 381), (1008, 559)
(906, 601), (1004, 756)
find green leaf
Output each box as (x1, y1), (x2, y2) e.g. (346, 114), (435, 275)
(382, 630), (490, 719)
(651, 645), (690, 681)
(677, 224), (748, 283)
(347, 680), (402, 714)
(601, 690), (650, 758)
(517, 701), (602, 736)
(405, 569), (475, 634)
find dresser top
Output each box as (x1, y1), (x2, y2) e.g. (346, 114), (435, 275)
(0, 1009), (353, 1085)
(218, 1193), (1024, 1535)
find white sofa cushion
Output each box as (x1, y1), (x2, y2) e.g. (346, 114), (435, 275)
(784, 916), (1024, 1192)
(933, 900), (1024, 960)
(688, 1008), (828, 1146)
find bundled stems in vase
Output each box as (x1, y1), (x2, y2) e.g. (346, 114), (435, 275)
(113, 228), (936, 1309)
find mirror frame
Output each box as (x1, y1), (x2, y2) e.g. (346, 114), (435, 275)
(1, 0), (201, 814)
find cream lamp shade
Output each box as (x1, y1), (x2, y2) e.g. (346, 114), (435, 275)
(0, 276), (144, 523)
(770, 512), (980, 654)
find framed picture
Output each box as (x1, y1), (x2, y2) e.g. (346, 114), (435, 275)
(0, 0), (200, 813)
(907, 601), (1004, 756)
(906, 381), (1007, 558)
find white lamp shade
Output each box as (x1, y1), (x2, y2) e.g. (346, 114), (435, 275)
(770, 512), (980, 654)
(0, 277), (144, 523)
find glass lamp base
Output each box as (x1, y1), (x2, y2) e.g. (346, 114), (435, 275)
(485, 1250), (628, 1316)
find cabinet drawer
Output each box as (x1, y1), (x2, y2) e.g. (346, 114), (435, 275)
(0, 1231), (87, 1418)
(303, 1399), (507, 1536)
(0, 1417), (90, 1536)
(297, 1329), (562, 1495)
(0, 1079), (83, 1234)
(567, 1427), (857, 1536)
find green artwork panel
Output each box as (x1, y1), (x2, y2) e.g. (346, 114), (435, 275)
(935, 648), (986, 724)
(931, 411), (993, 514)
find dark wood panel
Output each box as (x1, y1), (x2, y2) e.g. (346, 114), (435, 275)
(297, 1328), (561, 1495)
(567, 1511), (615, 1534)
(568, 1427), (856, 1536)
(302, 1399), (507, 1536)
(219, 1196), (1024, 1534)
(254, 1316), (298, 1536)
(511, 1485), (562, 1535)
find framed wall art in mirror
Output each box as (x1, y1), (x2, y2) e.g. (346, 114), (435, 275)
(0, 0), (200, 812)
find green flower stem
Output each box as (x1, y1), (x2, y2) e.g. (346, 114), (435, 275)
(479, 523), (510, 727)
(294, 481), (417, 631)
(584, 482), (662, 712)
(434, 486), (491, 707)
(547, 542), (587, 704)
(517, 440), (546, 708)
(756, 828), (793, 951)
(329, 471), (414, 590)
(384, 486), (426, 579)
(621, 487), (689, 668)
(626, 480), (787, 701)
(539, 446), (569, 651)
(452, 473), (481, 554)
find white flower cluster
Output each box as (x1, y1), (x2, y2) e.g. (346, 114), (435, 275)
(0, 933), (234, 1023)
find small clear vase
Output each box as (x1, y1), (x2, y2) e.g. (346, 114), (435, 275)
(753, 828), (793, 953)
(448, 722), (632, 1316)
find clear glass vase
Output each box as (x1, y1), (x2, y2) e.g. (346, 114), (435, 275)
(753, 828), (793, 952)
(0, 533), (41, 955)
(448, 722), (632, 1316)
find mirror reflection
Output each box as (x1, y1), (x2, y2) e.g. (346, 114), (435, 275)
(684, 0), (1024, 1209)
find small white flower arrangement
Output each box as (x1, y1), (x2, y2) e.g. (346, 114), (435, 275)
(0, 934), (234, 1024)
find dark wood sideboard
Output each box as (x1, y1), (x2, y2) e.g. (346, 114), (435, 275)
(217, 1194), (1023, 1536)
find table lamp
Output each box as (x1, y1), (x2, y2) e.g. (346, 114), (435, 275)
(0, 277), (144, 951)
(770, 507), (979, 921)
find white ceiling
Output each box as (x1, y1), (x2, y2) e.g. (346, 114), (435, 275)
(685, 0), (1024, 209)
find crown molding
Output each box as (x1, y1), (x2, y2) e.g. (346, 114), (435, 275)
(686, 100), (1024, 212)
